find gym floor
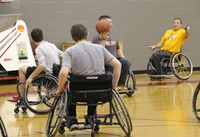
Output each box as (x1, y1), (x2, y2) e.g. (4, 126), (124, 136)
(0, 71), (200, 137)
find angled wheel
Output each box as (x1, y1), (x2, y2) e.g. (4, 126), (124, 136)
(125, 70), (136, 96)
(112, 89), (132, 136)
(147, 62), (159, 80)
(192, 82), (200, 121)
(23, 74), (58, 114)
(170, 52), (193, 80)
(0, 116), (8, 137)
(46, 90), (68, 137)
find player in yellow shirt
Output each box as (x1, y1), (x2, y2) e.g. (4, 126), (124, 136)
(149, 17), (190, 75)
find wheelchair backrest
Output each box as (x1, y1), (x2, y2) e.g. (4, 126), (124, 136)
(69, 73), (113, 102)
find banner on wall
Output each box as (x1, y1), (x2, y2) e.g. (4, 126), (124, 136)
(0, 14), (36, 72)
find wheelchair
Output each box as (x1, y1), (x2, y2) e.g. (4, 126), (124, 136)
(46, 73), (132, 137)
(0, 116), (8, 137)
(118, 69), (136, 97)
(14, 63), (61, 114)
(147, 52), (193, 80)
(192, 82), (200, 121)
(14, 73), (58, 114)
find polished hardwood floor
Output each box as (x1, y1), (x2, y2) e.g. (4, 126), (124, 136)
(1, 71), (200, 137)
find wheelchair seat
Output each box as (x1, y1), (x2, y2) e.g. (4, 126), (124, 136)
(69, 73), (112, 103)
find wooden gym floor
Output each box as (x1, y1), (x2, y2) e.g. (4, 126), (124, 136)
(0, 71), (200, 137)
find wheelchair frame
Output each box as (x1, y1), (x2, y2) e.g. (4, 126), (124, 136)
(147, 52), (193, 80)
(46, 74), (132, 137)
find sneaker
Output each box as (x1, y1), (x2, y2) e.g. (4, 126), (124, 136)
(117, 86), (127, 91)
(69, 124), (79, 131)
(7, 98), (19, 102)
(84, 124), (91, 129)
(12, 96), (19, 99)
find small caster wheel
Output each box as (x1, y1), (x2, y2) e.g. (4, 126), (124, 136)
(14, 108), (19, 114)
(94, 125), (99, 132)
(59, 127), (65, 134)
(22, 107), (27, 112)
(127, 91), (134, 97)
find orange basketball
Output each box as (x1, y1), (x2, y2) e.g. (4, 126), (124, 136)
(95, 20), (111, 34)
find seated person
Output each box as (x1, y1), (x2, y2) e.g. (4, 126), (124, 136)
(56, 24), (121, 131)
(8, 28), (63, 102)
(149, 17), (190, 75)
(92, 15), (132, 91)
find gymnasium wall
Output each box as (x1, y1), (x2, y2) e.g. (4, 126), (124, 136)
(0, 0), (199, 71)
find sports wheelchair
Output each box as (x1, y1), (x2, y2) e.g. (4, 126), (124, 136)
(46, 73), (132, 137)
(192, 82), (200, 121)
(14, 63), (61, 114)
(147, 52), (193, 80)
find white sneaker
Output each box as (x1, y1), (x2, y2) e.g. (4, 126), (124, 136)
(70, 124), (79, 131)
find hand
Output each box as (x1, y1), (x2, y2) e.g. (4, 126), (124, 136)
(25, 77), (33, 88)
(100, 32), (108, 40)
(56, 90), (62, 96)
(184, 25), (190, 30)
(149, 45), (156, 51)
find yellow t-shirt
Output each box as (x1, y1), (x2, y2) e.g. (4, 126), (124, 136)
(160, 29), (187, 53)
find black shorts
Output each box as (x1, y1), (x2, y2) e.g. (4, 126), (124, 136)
(26, 66), (45, 78)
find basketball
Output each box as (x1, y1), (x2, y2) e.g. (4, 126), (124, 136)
(95, 20), (111, 34)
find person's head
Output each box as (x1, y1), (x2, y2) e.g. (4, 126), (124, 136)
(172, 18), (183, 30)
(31, 28), (44, 43)
(70, 24), (88, 42)
(99, 15), (113, 31)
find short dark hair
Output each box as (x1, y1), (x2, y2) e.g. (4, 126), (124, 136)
(70, 24), (88, 42)
(31, 28), (44, 42)
(173, 17), (183, 24)
(99, 15), (112, 21)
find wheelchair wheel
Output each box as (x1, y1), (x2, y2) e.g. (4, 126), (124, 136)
(192, 82), (200, 121)
(170, 52), (193, 80)
(0, 116), (8, 137)
(46, 90), (68, 137)
(125, 70), (136, 96)
(112, 89), (132, 136)
(23, 74), (58, 114)
(147, 62), (162, 80)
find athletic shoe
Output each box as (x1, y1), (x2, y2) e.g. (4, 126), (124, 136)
(69, 124), (79, 131)
(117, 86), (127, 91)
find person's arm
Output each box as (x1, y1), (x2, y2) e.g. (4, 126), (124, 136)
(185, 25), (190, 38)
(107, 58), (121, 91)
(56, 66), (70, 96)
(26, 64), (45, 85)
(149, 42), (163, 50)
(117, 41), (125, 58)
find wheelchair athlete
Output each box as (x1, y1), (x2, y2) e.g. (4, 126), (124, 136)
(56, 24), (121, 131)
(148, 17), (190, 76)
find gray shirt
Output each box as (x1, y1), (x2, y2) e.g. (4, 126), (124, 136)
(92, 33), (119, 58)
(62, 42), (114, 75)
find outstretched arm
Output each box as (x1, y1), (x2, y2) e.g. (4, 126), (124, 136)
(149, 42), (163, 51)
